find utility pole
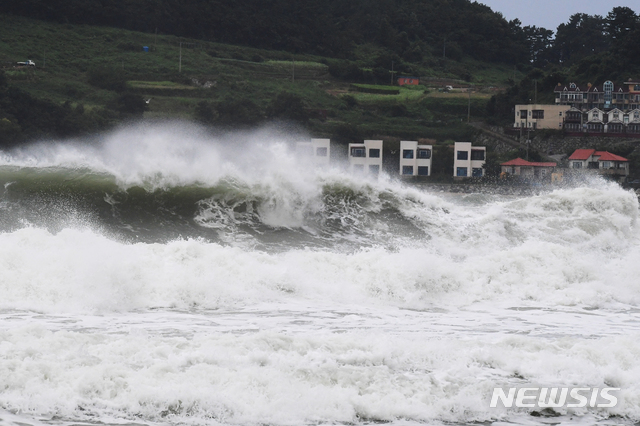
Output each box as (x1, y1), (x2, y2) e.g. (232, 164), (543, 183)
(467, 87), (471, 123)
(390, 61), (396, 85)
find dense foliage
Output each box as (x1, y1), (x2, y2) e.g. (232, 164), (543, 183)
(0, 70), (148, 146)
(487, 7), (640, 124)
(0, 0), (529, 64)
(1, 2), (639, 147)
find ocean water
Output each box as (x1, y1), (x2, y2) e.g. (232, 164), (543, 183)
(1, 124), (639, 426)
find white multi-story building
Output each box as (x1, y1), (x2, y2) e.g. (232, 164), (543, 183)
(399, 140), (432, 176)
(348, 140), (383, 175)
(453, 142), (485, 178)
(296, 138), (330, 164)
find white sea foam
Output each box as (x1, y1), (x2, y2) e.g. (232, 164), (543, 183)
(1, 125), (640, 425)
(0, 123), (341, 190)
(1, 321), (640, 425)
(0, 183), (639, 314)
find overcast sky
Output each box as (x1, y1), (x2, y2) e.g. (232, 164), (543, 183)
(477, 0), (639, 32)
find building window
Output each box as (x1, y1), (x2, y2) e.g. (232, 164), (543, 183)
(520, 110), (527, 119)
(369, 165), (380, 175)
(417, 149), (431, 159)
(417, 166), (429, 176)
(316, 147), (327, 157)
(456, 167), (468, 177)
(368, 148), (380, 158)
(402, 149), (414, 159)
(532, 110), (544, 119)
(402, 165), (414, 175)
(472, 168), (483, 177)
(559, 111), (563, 116)
(350, 147), (365, 157)
(457, 151), (468, 160)
(573, 162), (582, 169)
(601, 161), (611, 169)
(470, 150), (485, 161)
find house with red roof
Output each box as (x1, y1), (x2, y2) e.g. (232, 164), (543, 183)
(568, 149), (629, 176)
(500, 158), (557, 179)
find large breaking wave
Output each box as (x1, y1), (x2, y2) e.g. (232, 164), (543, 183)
(1, 123), (640, 426)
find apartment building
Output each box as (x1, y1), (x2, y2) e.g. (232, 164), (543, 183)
(296, 138), (330, 164)
(453, 142), (485, 178)
(399, 140), (432, 176)
(348, 140), (383, 175)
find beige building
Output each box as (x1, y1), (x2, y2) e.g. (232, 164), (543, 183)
(500, 158), (556, 179)
(348, 140), (383, 175)
(296, 138), (330, 164)
(399, 141), (432, 176)
(454, 142), (485, 178)
(514, 104), (571, 130)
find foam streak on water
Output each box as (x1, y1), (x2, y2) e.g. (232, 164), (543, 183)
(1, 124), (640, 426)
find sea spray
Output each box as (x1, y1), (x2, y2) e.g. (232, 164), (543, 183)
(1, 124), (640, 425)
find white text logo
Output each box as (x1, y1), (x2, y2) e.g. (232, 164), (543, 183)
(490, 387), (620, 408)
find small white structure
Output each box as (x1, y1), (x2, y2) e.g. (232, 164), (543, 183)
(348, 140), (383, 175)
(454, 142), (486, 178)
(296, 138), (330, 164)
(399, 141), (432, 176)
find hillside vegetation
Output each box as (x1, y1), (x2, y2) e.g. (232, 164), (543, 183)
(0, 14), (511, 147)
(1, 2), (639, 152)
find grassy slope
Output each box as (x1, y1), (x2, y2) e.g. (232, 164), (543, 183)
(0, 14), (519, 142)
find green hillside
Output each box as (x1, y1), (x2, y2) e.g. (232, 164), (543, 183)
(0, 14), (522, 146)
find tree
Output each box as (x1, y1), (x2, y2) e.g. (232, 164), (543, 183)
(523, 26), (555, 66)
(266, 92), (309, 124)
(215, 98), (262, 128)
(554, 13), (608, 64)
(605, 7), (638, 42)
(194, 101), (216, 124)
(114, 93), (147, 118)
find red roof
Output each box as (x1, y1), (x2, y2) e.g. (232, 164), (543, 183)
(500, 158), (557, 167)
(568, 149), (628, 162)
(568, 149), (595, 160)
(595, 151), (628, 162)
